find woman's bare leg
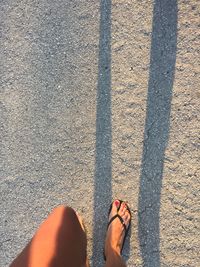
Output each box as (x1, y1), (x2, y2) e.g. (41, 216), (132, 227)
(104, 200), (131, 267)
(10, 205), (88, 267)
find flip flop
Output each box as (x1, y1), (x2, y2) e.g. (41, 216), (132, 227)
(103, 199), (131, 260)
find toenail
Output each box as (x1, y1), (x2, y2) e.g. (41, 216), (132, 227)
(115, 200), (120, 207)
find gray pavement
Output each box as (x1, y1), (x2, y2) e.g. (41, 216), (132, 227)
(0, 0), (199, 266)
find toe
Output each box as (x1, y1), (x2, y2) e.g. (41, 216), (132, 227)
(121, 202), (127, 214)
(121, 205), (131, 226)
(123, 212), (129, 221)
(109, 200), (120, 219)
(118, 202), (128, 220)
(114, 199), (121, 209)
(125, 209), (130, 217)
(122, 214), (127, 223)
(125, 210), (131, 224)
(123, 211), (131, 225)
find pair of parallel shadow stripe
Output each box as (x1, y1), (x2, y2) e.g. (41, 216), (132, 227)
(93, 1), (178, 267)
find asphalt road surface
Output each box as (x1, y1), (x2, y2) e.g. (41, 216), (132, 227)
(0, 1), (199, 266)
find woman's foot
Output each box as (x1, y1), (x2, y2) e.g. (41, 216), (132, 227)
(104, 200), (131, 259)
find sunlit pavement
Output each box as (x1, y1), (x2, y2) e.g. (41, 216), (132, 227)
(0, 1), (199, 266)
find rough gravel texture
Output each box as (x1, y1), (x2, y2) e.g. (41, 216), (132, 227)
(0, 1), (199, 267)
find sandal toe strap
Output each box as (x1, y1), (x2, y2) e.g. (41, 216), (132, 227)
(108, 214), (127, 232)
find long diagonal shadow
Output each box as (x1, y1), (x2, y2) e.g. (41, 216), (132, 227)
(138, 1), (178, 266)
(92, 0), (112, 266)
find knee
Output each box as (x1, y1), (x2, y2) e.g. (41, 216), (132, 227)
(51, 205), (76, 219)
